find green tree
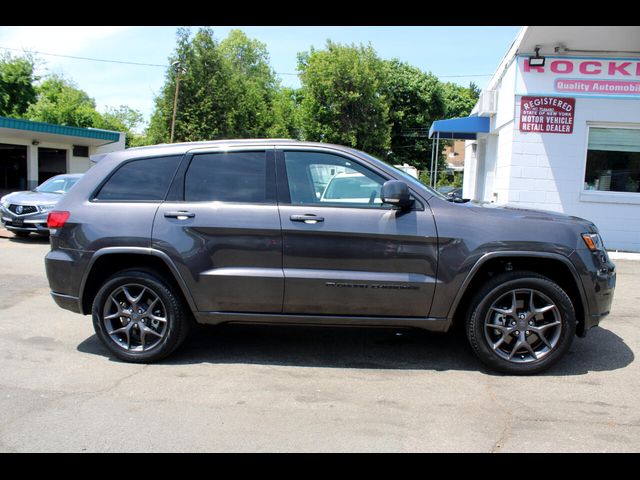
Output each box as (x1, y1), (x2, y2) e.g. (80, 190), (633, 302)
(97, 105), (146, 147)
(26, 74), (143, 146)
(267, 86), (302, 138)
(297, 41), (391, 157)
(383, 59), (446, 171)
(147, 27), (283, 144)
(0, 53), (38, 118)
(441, 81), (480, 119)
(26, 74), (102, 127)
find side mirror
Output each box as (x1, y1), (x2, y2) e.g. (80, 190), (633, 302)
(381, 180), (413, 209)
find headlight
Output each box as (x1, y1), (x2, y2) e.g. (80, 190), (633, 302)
(0, 196), (9, 209)
(582, 233), (604, 251)
(39, 204), (57, 213)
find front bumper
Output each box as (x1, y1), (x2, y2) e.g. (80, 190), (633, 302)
(572, 248), (616, 335)
(1, 207), (50, 234)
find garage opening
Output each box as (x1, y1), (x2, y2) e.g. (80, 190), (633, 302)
(38, 147), (67, 184)
(0, 143), (28, 194)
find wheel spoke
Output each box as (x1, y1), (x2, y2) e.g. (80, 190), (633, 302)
(534, 304), (555, 315)
(522, 339), (538, 360)
(138, 325), (146, 349)
(148, 314), (167, 323)
(492, 335), (508, 351)
(141, 324), (163, 338)
(485, 322), (510, 334)
(508, 338), (526, 360)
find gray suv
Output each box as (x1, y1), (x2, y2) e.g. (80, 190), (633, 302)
(44, 140), (616, 374)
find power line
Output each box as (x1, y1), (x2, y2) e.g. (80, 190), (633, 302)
(0, 46), (167, 68)
(1, 45), (494, 79)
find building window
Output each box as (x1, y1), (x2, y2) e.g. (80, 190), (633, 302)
(73, 145), (89, 157)
(584, 127), (640, 193)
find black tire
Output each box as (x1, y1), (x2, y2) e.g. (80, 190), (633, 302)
(466, 271), (576, 375)
(92, 269), (192, 363)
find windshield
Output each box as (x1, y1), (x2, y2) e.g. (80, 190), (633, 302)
(351, 149), (450, 201)
(35, 176), (79, 194)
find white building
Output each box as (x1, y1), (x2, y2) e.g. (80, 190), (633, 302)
(0, 116), (125, 193)
(453, 26), (640, 252)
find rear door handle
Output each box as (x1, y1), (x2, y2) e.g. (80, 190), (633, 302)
(164, 210), (195, 219)
(290, 214), (324, 224)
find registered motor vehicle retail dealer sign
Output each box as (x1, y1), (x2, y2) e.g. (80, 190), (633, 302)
(519, 96), (575, 134)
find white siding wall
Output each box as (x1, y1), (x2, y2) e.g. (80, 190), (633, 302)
(501, 97), (640, 251)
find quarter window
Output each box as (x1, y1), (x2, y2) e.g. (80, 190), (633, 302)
(584, 127), (640, 193)
(184, 151), (270, 203)
(283, 151), (388, 207)
(95, 155), (182, 201)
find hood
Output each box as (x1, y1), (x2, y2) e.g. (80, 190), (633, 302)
(2, 190), (62, 205)
(463, 201), (598, 232)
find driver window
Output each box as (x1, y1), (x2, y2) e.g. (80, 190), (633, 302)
(283, 151), (388, 208)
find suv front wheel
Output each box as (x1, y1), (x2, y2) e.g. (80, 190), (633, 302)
(92, 269), (191, 363)
(466, 271), (576, 375)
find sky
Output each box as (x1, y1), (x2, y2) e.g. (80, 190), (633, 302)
(0, 26), (522, 130)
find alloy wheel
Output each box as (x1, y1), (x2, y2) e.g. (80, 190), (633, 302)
(102, 283), (168, 352)
(483, 288), (562, 363)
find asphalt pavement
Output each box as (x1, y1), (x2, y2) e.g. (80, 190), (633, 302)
(0, 230), (638, 452)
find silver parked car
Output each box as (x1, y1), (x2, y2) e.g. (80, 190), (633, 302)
(0, 174), (83, 237)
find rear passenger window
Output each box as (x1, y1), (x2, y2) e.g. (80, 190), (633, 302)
(185, 151), (270, 203)
(95, 156), (182, 201)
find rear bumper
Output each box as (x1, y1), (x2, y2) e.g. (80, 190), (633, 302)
(50, 292), (82, 314)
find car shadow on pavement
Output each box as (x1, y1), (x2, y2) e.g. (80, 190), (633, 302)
(6, 235), (50, 245)
(77, 323), (634, 375)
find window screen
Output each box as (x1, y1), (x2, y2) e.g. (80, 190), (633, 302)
(95, 155), (181, 201)
(185, 151), (269, 203)
(585, 127), (640, 193)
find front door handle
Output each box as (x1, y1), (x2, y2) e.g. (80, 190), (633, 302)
(290, 214), (324, 224)
(164, 210), (195, 219)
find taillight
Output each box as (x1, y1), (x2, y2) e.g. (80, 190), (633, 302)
(47, 211), (70, 229)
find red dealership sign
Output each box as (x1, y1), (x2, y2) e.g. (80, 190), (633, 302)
(519, 96), (575, 134)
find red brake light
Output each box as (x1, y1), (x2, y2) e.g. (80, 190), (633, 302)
(47, 211), (70, 229)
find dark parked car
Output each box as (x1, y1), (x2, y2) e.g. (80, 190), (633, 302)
(1, 174), (82, 237)
(44, 140), (616, 374)
(437, 185), (463, 201)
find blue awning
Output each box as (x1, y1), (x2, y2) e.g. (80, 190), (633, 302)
(428, 115), (490, 140)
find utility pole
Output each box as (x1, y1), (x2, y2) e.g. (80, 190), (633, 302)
(170, 61), (187, 144)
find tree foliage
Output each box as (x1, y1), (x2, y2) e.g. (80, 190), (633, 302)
(26, 74), (102, 127)
(382, 59), (445, 169)
(147, 27), (283, 144)
(0, 53), (38, 118)
(296, 41), (391, 158)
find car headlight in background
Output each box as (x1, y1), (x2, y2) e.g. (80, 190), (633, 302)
(38, 204), (57, 213)
(582, 233), (604, 251)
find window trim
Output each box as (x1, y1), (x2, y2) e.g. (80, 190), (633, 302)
(582, 122), (640, 197)
(91, 154), (184, 203)
(178, 147), (277, 205)
(275, 147), (425, 211)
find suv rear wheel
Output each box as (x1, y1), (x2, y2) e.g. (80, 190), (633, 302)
(91, 269), (191, 363)
(466, 271), (576, 375)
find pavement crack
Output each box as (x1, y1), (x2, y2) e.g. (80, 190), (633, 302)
(486, 377), (514, 453)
